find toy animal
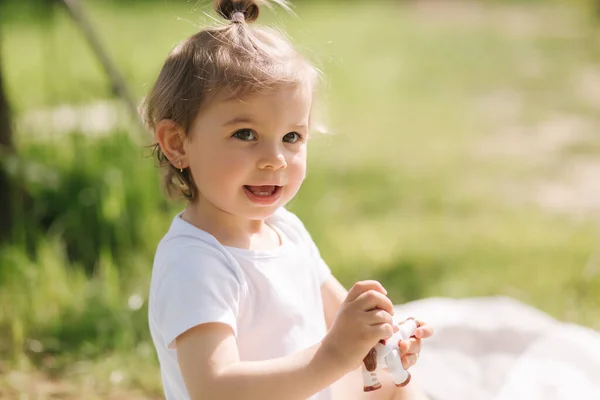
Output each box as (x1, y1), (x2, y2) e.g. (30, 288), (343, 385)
(362, 318), (418, 392)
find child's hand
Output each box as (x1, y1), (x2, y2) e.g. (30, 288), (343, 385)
(397, 320), (434, 370)
(321, 280), (395, 373)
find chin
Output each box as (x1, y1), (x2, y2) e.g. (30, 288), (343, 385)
(243, 206), (283, 221)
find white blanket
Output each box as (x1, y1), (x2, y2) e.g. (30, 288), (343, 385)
(393, 297), (600, 400)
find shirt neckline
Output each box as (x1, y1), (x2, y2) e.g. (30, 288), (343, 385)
(173, 209), (291, 259)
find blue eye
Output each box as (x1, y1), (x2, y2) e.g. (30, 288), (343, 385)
(232, 129), (257, 141)
(283, 132), (301, 143)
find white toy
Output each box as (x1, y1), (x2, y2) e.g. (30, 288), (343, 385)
(362, 318), (418, 392)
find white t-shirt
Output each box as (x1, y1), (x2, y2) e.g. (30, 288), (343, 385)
(148, 207), (333, 400)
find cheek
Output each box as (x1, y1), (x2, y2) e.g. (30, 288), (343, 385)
(289, 150), (307, 180)
(193, 146), (248, 184)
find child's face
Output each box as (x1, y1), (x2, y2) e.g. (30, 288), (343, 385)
(184, 85), (311, 221)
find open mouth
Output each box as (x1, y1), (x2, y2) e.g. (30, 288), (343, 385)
(244, 185), (280, 196)
(243, 185), (282, 204)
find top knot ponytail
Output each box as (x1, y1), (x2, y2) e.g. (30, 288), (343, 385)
(214, 0), (290, 24)
(215, 0), (260, 24)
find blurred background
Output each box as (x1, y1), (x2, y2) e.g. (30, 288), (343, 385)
(1, 0), (599, 398)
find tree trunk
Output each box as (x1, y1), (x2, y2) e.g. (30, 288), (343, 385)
(0, 34), (14, 243)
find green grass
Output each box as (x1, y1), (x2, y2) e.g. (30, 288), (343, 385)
(1, 0), (600, 397)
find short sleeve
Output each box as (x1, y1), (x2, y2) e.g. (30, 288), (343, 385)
(154, 247), (241, 350)
(314, 256), (332, 286)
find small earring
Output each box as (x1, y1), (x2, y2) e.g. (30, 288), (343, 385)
(178, 161), (183, 173)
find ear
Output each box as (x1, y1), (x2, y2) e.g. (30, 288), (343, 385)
(156, 119), (188, 169)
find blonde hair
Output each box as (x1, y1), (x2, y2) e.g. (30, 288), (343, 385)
(142, 0), (319, 202)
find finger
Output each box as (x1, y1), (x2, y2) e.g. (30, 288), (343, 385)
(398, 338), (421, 355)
(355, 290), (394, 314)
(401, 353), (419, 370)
(345, 280), (387, 303)
(371, 322), (394, 341)
(414, 321), (434, 339)
(365, 309), (394, 326)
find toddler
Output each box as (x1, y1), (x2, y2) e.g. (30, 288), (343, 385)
(144, 1), (433, 399)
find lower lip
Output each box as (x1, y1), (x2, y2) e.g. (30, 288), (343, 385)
(243, 186), (282, 205)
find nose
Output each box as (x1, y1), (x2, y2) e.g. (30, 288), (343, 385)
(257, 142), (287, 171)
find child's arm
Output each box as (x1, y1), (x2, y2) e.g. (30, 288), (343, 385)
(176, 280), (395, 400)
(177, 323), (340, 400)
(321, 276), (351, 331)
